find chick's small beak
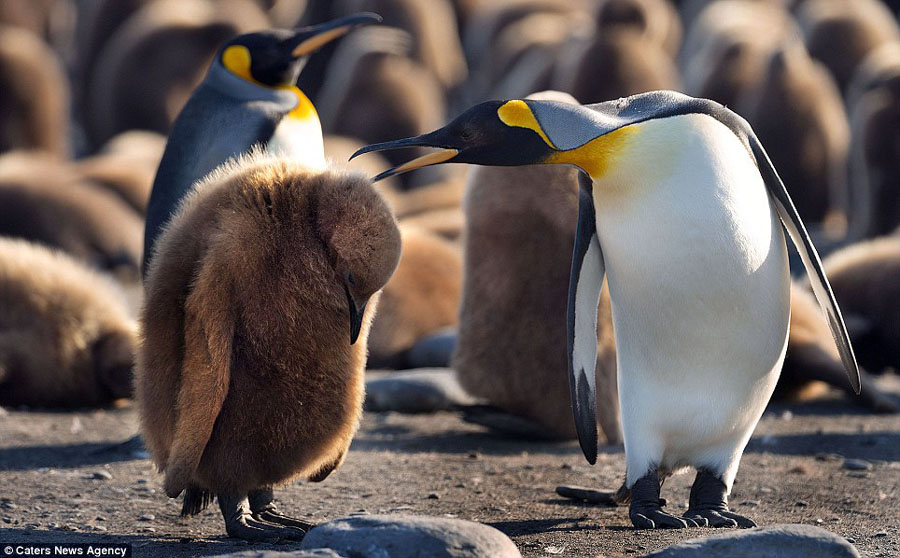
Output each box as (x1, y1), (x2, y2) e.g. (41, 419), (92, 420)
(350, 134), (459, 182)
(345, 284), (368, 345)
(290, 13), (382, 57)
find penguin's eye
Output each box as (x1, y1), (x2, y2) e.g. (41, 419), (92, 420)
(459, 127), (475, 141)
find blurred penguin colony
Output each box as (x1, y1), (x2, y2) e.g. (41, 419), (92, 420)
(1, 0), (900, 434)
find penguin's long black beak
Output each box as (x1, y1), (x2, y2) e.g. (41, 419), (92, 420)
(344, 285), (368, 345)
(289, 13), (382, 57)
(350, 133), (459, 182)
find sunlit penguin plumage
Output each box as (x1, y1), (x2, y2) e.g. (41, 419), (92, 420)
(352, 90), (860, 529)
(143, 13), (381, 274)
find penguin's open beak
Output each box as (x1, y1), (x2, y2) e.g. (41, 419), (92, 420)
(350, 133), (460, 182)
(344, 284), (368, 345)
(290, 13), (383, 57)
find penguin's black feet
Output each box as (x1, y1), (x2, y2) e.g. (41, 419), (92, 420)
(248, 488), (316, 531)
(683, 469), (756, 529)
(629, 471), (703, 529)
(219, 493), (307, 541)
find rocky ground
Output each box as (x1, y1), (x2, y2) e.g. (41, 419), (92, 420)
(1, 375), (899, 558)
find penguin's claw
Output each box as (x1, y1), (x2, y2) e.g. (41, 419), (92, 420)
(684, 508), (756, 528)
(253, 510), (317, 531)
(224, 514), (307, 541)
(630, 509), (697, 529)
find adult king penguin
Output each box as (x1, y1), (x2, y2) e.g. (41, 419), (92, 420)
(143, 13), (381, 275)
(352, 90), (860, 529)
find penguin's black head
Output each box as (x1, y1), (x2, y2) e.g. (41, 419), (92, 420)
(350, 100), (558, 181)
(219, 13), (381, 87)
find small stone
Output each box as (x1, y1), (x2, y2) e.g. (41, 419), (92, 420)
(136, 479), (148, 484)
(795, 501), (809, 507)
(846, 538), (855, 544)
(139, 514), (155, 521)
(780, 410), (793, 421)
(299, 514), (521, 558)
(92, 525), (107, 532)
(468, 452), (481, 460)
(816, 453), (844, 462)
(842, 459), (872, 472)
(555, 485), (618, 506)
(873, 531), (888, 538)
(86, 471), (113, 480)
(643, 524), (859, 557)
(759, 487), (774, 494)
(789, 465), (808, 474)
(544, 546), (565, 555)
(70, 417), (83, 434)
(2, 502), (16, 510)
(2, 517), (11, 523)
(426, 493), (440, 500)
(560, 463), (573, 470)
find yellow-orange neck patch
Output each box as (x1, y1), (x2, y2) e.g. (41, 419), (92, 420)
(548, 125), (639, 179)
(220, 45), (319, 125)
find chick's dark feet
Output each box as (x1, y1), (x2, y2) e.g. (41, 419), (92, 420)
(629, 470), (704, 529)
(682, 469), (756, 528)
(219, 494), (307, 541)
(248, 488), (316, 531)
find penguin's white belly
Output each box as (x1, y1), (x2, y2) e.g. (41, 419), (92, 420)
(267, 116), (326, 170)
(593, 114), (790, 486)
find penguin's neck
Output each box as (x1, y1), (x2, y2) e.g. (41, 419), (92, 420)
(268, 87), (327, 170)
(547, 125), (640, 180)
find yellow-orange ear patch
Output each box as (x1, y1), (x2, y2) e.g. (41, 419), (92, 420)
(222, 45), (254, 83)
(497, 100), (557, 149)
(548, 124), (640, 179)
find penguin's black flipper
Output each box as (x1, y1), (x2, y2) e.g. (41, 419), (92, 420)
(567, 171), (605, 465)
(748, 134), (861, 395)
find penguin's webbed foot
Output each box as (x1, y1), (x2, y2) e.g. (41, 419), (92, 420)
(219, 494), (307, 541)
(683, 508), (755, 528)
(248, 488), (317, 531)
(629, 470), (702, 529)
(683, 469), (756, 529)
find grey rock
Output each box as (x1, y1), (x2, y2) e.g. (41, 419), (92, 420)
(138, 514), (155, 521)
(842, 459), (873, 471)
(406, 329), (457, 368)
(213, 551), (347, 558)
(642, 524), (859, 557)
(300, 514), (521, 558)
(365, 369), (479, 413)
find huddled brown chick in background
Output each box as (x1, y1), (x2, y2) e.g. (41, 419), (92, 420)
(0, 151), (144, 281)
(137, 153), (400, 541)
(0, 238), (136, 408)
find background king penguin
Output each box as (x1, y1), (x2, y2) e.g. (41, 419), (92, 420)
(353, 90), (860, 529)
(142, 12), (381, 276)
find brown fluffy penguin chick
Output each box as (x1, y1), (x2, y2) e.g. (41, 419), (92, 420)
(0, 151), (144, 281)
(136, 153), (400, 541)
(367, 223), (462, 368)
(84, 0), (270, 148)
(454, 92), (620, 443)
(455, 162), (619, 442)
(795, 0), (900, 96)
(552, 28), (681, 104)
(737, 41), (850, 225)
(316, 26), (447, 189)
(0, 238), (137, 408)
(777, 283), (897, 412)
(846, 66), (900, 238)
(821, 236), (900, 374)
(0, 25), (70, 157)
(75, 130), (167, 215)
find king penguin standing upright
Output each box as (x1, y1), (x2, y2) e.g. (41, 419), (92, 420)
(143, 13), (381, 275)
(352, 90), (860, 529)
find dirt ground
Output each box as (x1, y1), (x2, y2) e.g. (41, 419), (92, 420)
(1, 375), (899, 558)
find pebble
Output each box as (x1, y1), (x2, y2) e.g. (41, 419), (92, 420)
(405, 329), (457, 368)
(299, 514), (521, 558)
(2, 502), (16, 510)
(795, 501), (809, 507)
(426, 493), (440, 500)
(873, 531), (888, 538)
(138, 514), (155, 521)
(643, 524), (859, 557)
(842, 459), (873, 472)
(816, 453), (844, 462)
(364, 368), (478, 413)
(86, 471), (113, 480)
(555, 485), (618, 506)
